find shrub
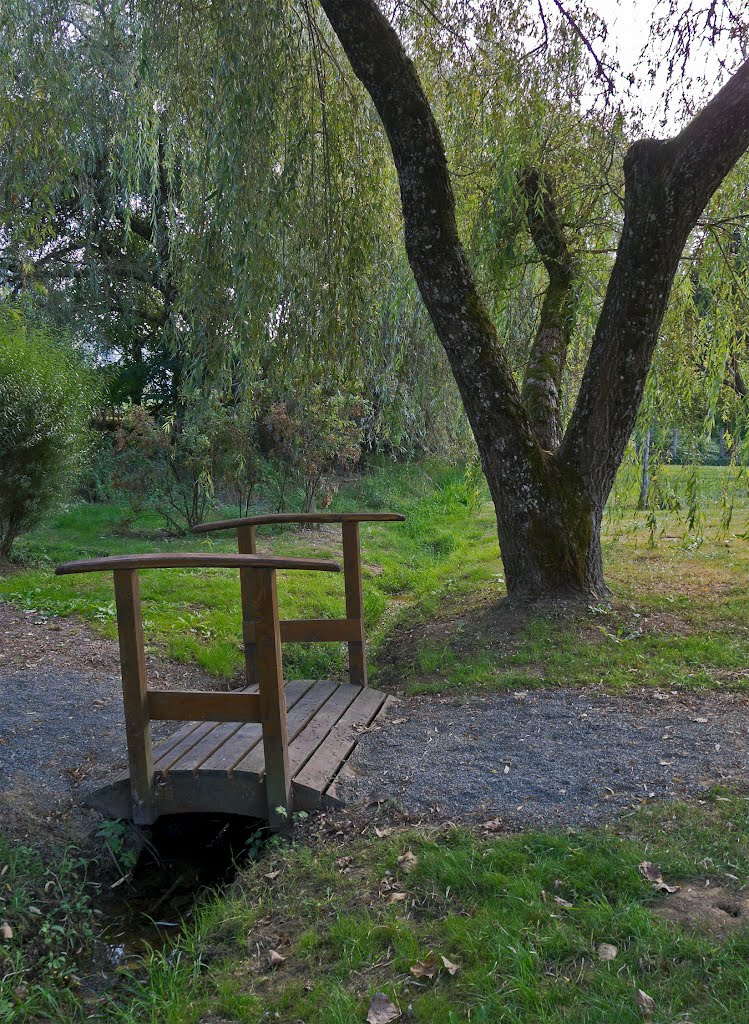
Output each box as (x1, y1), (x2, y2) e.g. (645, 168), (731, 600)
(212, 399), (263, 516)
(266, 381), (365, 513)
(112, 404), (217, 534)
(0, 306), (94, 560)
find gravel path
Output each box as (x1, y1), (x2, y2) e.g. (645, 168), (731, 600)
(0, 601), (233, 842)
(4, 599), (749, 839)
(340, 688), (749, 828)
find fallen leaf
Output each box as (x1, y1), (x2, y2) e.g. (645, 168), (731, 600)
(597, 942), (618, 961)
(367, 992), (401, 1023)
(639, 861), (679, 894)
(374, 827), (393, 838)
(692, 717), (708, 724)
(482, 818), (502, 832)
(391, 717), (408, 726)
(27, 906), (41, 916)
(264, 870), (280, 881)
(0, 922), (12, 940)
(441, 955), (461, 975)
(336, 856), (353, 870)
(553, 896), (574, 909)
(398, 851), (418, 873)
(635, 988), (656, 1020)
(410, 955), (439, 979)
(268, 949), (286, 967)
(387, 891), (407, 904)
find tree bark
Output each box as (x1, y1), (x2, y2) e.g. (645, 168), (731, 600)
(520, 169), (577, 451)
(318, 0), (749, 601)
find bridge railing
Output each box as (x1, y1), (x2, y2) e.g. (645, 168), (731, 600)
(194, 513), (405, 687)
(55, 552), (341, 827)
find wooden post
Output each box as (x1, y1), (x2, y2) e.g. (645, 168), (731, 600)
(341, 520), (367, 686)
(251, 566), (292, 826)
(237, 524), (258, 686)
(112, 569), (156, 824)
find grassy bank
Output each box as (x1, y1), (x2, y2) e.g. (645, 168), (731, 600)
(4, 796), (749, 1022)
(2, 461), (749, 693)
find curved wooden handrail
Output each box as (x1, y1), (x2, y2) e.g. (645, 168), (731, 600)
(55, 552), (342, 575)
(194, 511), (405, 533)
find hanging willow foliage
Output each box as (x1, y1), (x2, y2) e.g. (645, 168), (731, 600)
(1, 0), (747, 466)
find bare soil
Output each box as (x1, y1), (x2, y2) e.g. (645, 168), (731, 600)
(655, 883), (749, 939)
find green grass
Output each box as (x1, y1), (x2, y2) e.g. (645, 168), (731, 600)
(7, 795), (749, 1022)
(0, 461), (499, 680)
(0, 838), (97, 1023)
(3, 460), (749, 692)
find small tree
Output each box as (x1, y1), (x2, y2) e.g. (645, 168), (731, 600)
(267, 382), (364, 513)
(113, 404), (219, 534)
(0, 306), (94, 560)
(214, 400), (263, 517)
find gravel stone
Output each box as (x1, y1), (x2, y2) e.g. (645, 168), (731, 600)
(340, 688), (749, 828)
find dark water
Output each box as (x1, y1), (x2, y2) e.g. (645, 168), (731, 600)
(98, 814), (267, 965)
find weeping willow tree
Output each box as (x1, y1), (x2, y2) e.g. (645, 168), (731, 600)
(0, 0), (462, 446)
(3, 0), (749, 599)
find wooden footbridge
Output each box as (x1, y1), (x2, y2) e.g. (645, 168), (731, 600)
(56, 513), (403, 826)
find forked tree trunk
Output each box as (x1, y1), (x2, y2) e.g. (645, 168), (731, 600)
(318, 0), (749, 602)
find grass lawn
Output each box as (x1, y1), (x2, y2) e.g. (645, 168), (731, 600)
(2, 460), (749, 693)
(4, 796), (749, 1022)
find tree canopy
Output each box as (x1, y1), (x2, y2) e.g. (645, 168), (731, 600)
(2, 0), (749, 594)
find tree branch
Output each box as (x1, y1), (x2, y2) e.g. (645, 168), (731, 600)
(562, 57), (749, 503)
(520, 169), (577, 450)
(317, 0), (543, 499)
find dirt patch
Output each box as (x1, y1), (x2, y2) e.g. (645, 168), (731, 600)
(655, 883), (749, 938)
(637, 611), (694, 637)
(0, 599), (238, 688)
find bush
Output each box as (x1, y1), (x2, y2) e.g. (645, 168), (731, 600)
(112, 405), (217, 534)
(266, 381), (365, 513)
(212, 399), (263, 516)
(0, 306), (94, 559)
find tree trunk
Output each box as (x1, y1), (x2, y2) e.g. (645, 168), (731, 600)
(318, 0), (749, 602)
(482, 451), (607, 599)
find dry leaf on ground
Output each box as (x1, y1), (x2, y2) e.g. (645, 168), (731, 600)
(596, 942), (618, 961)
(0, 922), (12, 940)
(635, 988), (656, 1019)
(366, 992), (401, 1023)
(410, 955), (439, 979)
(268, 949), (286, 967)
(398, 851), (418, 873)
(441, 955), (461, 975)
(553, 895), (574, 909)
(639, 861), (680, 894)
